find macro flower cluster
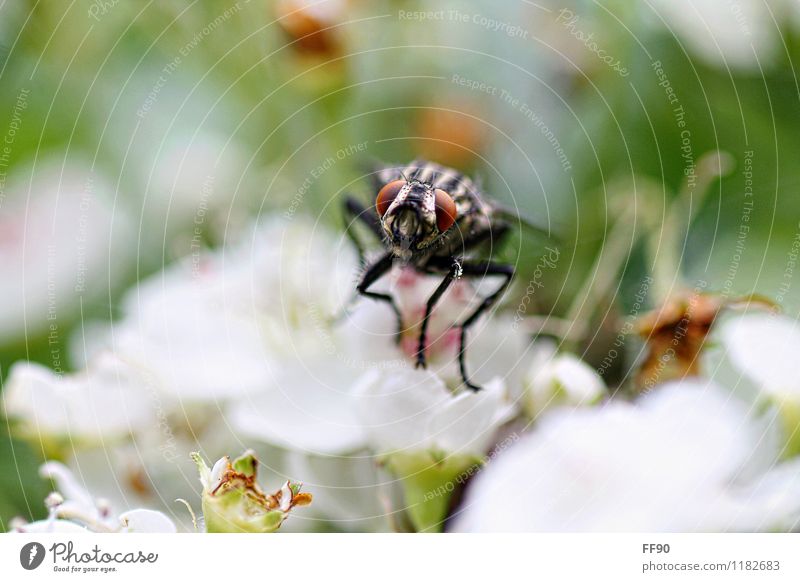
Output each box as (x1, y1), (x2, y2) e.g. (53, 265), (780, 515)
(4, 213), (800, 533)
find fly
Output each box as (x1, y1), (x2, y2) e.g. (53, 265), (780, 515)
(343, 159), (548, 391)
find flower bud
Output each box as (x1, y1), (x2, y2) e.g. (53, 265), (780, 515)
(523, 348), (605, 418)
(192, 450), (311, 533)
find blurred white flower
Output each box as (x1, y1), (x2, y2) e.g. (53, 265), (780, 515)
(0, 160), (132, 345)
(108, 258), (274, 402)
(77, 216), (357, 404)
(454, 380), (800, 532)
(4, 347), (230, 528)
(3, 354), (155, 443)
(0, 1), (25, 48)
(646, 0), (780, 70)
(61, 217), (364, 528)
(10, 462), (176, 533)
(148, 131), (249, 225)
(522, 342), (606, 418)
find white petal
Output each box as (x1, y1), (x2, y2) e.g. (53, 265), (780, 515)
(3, 363), (70, 435)
(230, 357), (367, 455)
(39, 462), (98, 519)
(113, 262), (273, 402)
(524, 352), (605, 417)
(454, 381), (778, 532)
(460, 315), (532, 391)
(208, 457), (229, 493)
(428, 378), (508, 456)
(720, 314), (800, 397)
(108, 217), (356, 404)
(729, 459), (800, 531)
(638, 379), (759, 482)
(285, 451), (391, 532)
(335, 300), (408, 366)
(11, 519), (89, 533)
(118, 509), (177, 533)
(354, 368), (450, 453)
(3, 355), (155, 441)
(279, 482), (293, 512)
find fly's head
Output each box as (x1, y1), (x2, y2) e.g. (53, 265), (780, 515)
(375, 178), (457, 261)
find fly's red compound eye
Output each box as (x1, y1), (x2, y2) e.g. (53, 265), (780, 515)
(376, 180), (406, 216)
(434, 189), (457, 232)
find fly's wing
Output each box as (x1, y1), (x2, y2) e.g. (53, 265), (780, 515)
(491, 204), (559, 244)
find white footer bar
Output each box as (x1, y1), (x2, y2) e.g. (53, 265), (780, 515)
(2, 533), (797, 581)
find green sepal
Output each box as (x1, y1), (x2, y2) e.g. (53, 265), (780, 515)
(385, 451), (481, 533)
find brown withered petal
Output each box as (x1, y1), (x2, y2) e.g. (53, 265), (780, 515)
(635, 292), (772, 392)
(292, 492), (313, 507)
(275, 0), (342, 55)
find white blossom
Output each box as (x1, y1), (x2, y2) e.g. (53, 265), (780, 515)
(3, 354), (155, 443)
(0, 160), (132, 345)
(645, 0), (782, 70)
(454, 380), (800, 532)
(80, 216), (357, 404)
(9, 462), (176, 533)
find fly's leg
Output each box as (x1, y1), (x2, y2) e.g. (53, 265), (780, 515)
(456, 261), (515, 391)
(357, 252), (404, 343)
(414, 260), (463, 370)
(343, 195), (383, 263)
(336, 196), (395, 329)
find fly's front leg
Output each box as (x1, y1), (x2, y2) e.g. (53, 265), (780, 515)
(457, 261), (515, 391)
(415, 259), (463, 370)
(357, 252), (404, 343)
(334, 196), (388, 325)
(343, 195), (383, 263)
